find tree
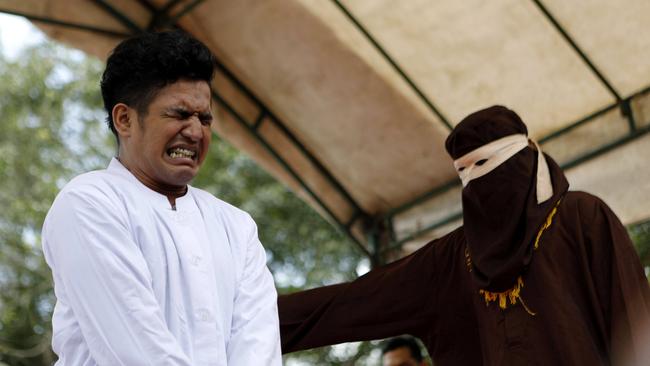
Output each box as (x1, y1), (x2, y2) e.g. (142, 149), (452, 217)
(0, 39), (110, 365)
(629, 220), (650, 275)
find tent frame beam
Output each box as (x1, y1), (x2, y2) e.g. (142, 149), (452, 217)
(147, 0), (206, 31)
(531, 0), (621, 101)
(331, 0), (452, 131)
(90, 0), (143, 34)
(0, 8), (130, 38)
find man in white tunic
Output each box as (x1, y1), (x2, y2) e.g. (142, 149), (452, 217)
(41, 30), (281, 365)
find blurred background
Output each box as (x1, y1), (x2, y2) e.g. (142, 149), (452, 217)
(1, 3), (650, 365)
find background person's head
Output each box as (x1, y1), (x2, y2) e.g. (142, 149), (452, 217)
(381, 336), (426, 366)
(101, 31), (216, 193)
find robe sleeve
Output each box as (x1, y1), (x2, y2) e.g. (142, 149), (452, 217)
(582, 195), (650, 366)
(226, 215), (282, 365)
(278, 240), (440, 353)
(42, 189), (193, 365)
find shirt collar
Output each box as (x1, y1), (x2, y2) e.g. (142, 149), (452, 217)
(107, 157), (195, 211)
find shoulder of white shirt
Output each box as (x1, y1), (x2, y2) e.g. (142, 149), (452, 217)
(53, 166), (257, 227)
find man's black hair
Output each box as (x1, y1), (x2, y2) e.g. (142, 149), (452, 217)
(100, 30), (216, 142)
(382, 336), (424, 362)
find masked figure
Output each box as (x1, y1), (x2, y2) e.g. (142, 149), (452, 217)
(280, 105), (650, 366)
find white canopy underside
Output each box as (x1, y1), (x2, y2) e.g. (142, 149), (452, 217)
(2, 0), (649, 257)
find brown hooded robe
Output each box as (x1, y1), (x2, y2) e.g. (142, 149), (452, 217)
(279, 106), (650, 366)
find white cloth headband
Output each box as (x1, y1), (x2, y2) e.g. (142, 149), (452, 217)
(453, 133), (552, 204)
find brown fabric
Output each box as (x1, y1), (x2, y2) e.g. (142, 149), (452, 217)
(444, 105), (569, 292)
(279, 192), (650, 365)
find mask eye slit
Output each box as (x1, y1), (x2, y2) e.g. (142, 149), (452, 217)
(476, 159), (488, 166)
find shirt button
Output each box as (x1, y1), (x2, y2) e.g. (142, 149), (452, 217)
(190, 255), (202, 266)
(196, 308), (212, 322)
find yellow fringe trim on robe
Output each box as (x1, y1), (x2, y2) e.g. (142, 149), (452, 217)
(479, 277), (525, 310)
(533, 201), (560, 250)
(468, 199), (562, 316)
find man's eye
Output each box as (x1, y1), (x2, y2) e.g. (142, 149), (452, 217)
(199, 115), (213, 125)
(458, 167), (465, 172)
(476, 159), (488, 166)
(168, 113), (188, 120)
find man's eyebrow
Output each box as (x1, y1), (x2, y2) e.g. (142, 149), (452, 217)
(164, 107), (190, 115)
(164, 107), (212, 117)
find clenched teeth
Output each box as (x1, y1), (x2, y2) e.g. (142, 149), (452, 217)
(168, 147), (196, 159)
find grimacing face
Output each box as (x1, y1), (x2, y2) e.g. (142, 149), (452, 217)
(113, 79), (213, 196)
(383, 346), (424, 366)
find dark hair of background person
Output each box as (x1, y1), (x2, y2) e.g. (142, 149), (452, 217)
(100, 30), (216, 143)
(381, 336), (424, 362)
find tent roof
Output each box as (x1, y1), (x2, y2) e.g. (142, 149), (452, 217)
(2, 0), (649, 262)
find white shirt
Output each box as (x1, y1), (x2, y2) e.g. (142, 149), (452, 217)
(42, 158), (281, 365)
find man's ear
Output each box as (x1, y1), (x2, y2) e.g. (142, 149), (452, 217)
(112, 103), (135, 139)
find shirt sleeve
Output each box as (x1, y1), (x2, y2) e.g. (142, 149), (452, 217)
(278, 240), (440, 353)
(42, 189), (193, 365)
(226, 216), (282, 365)
(582, 195), (650, 366)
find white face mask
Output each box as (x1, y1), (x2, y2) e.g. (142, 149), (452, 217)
(453, 134), (553, 204)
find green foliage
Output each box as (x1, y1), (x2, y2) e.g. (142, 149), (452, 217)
(0, 39), (109, 364)
(0, 39), (110, 365)
(628, 220), (650, 278)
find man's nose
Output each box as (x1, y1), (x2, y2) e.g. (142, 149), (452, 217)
(181, 116), (203, 141)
